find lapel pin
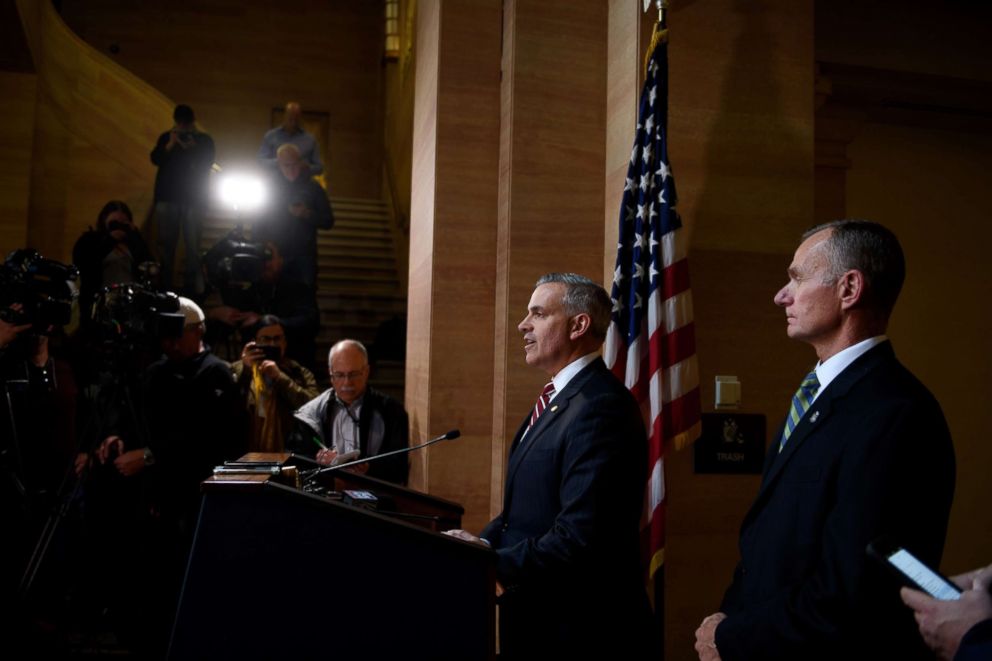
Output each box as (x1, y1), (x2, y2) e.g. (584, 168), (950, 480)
(810, 411), (820, 423)
(550, 405), (558, 412)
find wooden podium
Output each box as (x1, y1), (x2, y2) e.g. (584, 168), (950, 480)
(168, 453), (496, 660)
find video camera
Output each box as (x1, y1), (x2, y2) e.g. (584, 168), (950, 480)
(203, 230), (272, 287)
(91, 283), (185, 346)
(0, 249), (79, 334)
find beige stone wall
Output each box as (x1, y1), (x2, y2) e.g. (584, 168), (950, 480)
(60, 0), (386, 200)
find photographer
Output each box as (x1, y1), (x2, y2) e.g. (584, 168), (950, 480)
(231, 315), (319, 452)
(71, 200), (154, 324)
(254, 143), (333, 288)
(0, 258), (79, 648)
(150, 104), (215, 297)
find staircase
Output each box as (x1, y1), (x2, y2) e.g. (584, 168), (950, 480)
(201, 197), (407, 400)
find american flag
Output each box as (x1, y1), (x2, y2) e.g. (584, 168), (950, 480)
(603, 24), (701, 591)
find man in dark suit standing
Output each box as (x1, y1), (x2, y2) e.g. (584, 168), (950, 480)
(695, 220), (956, 660)
(445, 273), (652, 658)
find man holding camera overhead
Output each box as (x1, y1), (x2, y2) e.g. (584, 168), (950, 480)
(150, 104), (215, 297)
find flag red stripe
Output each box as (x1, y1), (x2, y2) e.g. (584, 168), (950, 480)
(649, 321), (697, 373)
(647, 410), (665, 468)
(662, 386), (701, 439)
(660, 257), (691, 298)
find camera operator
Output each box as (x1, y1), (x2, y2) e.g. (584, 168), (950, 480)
(71, 200), (154, 324)
(231, 315), (319, 452)
(84, 296), (244, 655)
(0, 256), (80, 521)
(254, 142), (333, 289)
(94, 297), (244, 532)
(0, 308), (77, 648)
(204, 240), (319, 371)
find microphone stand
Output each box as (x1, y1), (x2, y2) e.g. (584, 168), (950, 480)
(300, 429), (460, 487)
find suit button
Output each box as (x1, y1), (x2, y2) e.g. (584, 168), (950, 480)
(501, 524), (508, 532)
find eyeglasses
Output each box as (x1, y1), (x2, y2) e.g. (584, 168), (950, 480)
(256, 334), (285, 345)
(330, 369), (366, 382)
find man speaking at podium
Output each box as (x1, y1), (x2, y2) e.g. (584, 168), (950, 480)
(446, 273), (652, 658)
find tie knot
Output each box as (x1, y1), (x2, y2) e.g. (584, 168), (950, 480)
(800, 370), (819, 393)
(541, 382), (556, 398)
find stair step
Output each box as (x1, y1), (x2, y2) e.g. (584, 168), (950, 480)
(334, 215), (391, 226)
(317, 297), (406, 314)
(319, 247), (394, 259)
(321, 239), (394, 251)
(334, 210), (392, 221)
(319, 257), (396, 267)
(324, 229), (393, 241)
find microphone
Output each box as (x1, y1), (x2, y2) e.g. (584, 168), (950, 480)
(301, 429), (461, 485)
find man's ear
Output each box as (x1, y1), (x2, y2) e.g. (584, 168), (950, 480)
(837, 269), (866, 310)
(569, 313), (592, 340)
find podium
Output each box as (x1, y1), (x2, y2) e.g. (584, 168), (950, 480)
(168, 453), (496, 660)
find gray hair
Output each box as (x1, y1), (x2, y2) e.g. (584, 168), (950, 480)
(535, 273), (612, 341)
(328, 339), (368, 365)
(802, 219), (906, 318)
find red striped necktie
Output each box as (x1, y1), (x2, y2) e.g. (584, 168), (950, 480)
(528, 382), (556, 430)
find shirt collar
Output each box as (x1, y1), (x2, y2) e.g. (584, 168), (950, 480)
(332, 391), (364, 412)
(812, 335), (888, 400)
(550, 352), (599, 400)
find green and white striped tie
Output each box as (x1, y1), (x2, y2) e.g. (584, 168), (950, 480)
(779, 370), (820, 452)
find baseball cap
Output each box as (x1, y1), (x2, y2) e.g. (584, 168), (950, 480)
(178, 296), (205, 326)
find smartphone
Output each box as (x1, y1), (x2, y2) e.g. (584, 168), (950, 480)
(867, 537), (961, 600)
(258, 345), (281, 362)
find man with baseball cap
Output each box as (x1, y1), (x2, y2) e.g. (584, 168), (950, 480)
(93, 297), (244, 654)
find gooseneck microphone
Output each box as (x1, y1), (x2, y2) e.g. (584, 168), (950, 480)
(300, 429), (461, 485)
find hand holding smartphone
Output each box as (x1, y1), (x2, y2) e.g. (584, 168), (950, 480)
(868, 536), (962, 600)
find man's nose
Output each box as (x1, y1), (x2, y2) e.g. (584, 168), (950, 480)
(773, 286), (791, 306)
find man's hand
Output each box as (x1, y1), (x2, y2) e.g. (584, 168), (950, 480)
(259, 360), (282, 379)
(74, 452), (90, 477)
(900, 565), (992, 660)
(241, 341), (263, 367)
(0, 315), (32, 348)
(694, 612), (726, 661)
(441, 530), (498, 593)
(289, 202), (311, 219)
(114, 449), (146, 477)
(316, 448), (338, 466)
(442, 529), (489, 547)
(166, 130), (180, 151)
(96, 435), (125, 464)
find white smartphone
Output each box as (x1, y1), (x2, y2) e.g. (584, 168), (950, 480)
(867, 537), (961, 600)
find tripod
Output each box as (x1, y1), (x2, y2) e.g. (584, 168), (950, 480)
(16, 345), (152, 601)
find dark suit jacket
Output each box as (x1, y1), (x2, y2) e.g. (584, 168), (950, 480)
(716, 341), (955, 660)
(956, 619), (992, 661)
(481, 358), (653, 658)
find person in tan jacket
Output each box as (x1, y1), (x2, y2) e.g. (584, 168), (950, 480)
(230, 315), (319, 452)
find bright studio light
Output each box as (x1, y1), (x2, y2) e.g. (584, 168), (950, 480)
(218, 173), (266, 212)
